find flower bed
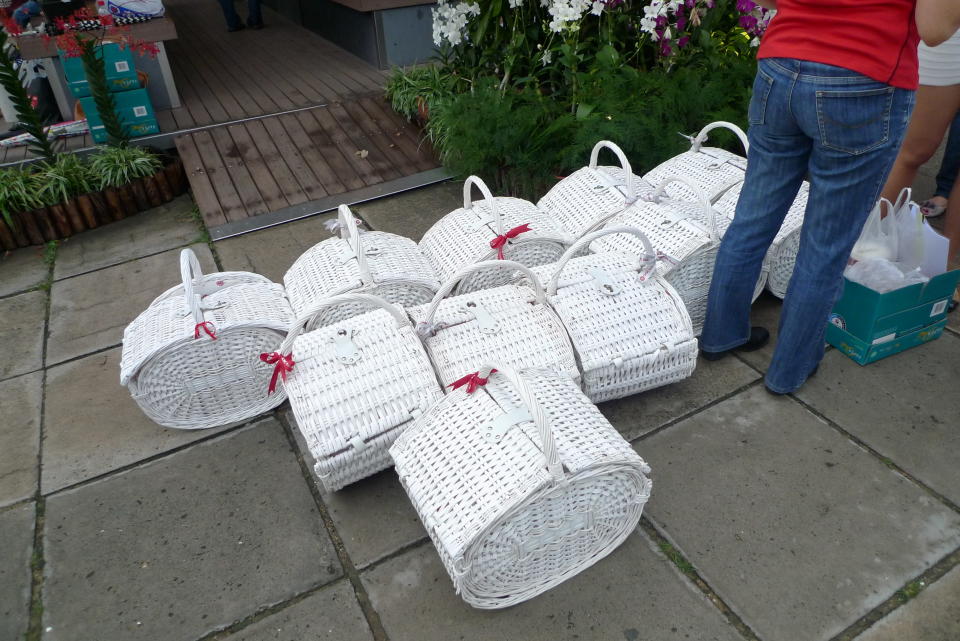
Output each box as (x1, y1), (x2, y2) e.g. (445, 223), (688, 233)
(0, 151), (187, 250)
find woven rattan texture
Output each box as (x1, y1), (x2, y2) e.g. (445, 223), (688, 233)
(408, 284), (579, 388)
(537, 166), (657, 238)
(531, 252), (698, 402)
(419, 196), (570, 294)
(713, 181), (810, 299)
(589, 200), (718, 334)
(390, 368), (652, 609)
(121, 276), (294, 429)
(643, 146), (748, 202)
(283, 307), (443, 493)
(283, 232), (440, 328)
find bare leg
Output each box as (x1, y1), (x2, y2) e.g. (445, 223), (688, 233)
(881, 84), (960, 202)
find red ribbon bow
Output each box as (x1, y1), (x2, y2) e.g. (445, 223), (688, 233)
(489, 224), (532, 259)
(194, 322), (217, 340)
(260, 352), (295, 395)
(449, 369), (497, 394)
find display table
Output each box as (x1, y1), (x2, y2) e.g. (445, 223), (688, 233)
(12, 17), (180, 122)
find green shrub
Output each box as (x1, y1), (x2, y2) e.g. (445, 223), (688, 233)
(88, 146), (162, 189)
(0, 168), (45, 227)
(34, 154), (96, 207)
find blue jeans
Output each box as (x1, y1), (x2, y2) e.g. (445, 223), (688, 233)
(701, 58), (915, 393)
(934, 111), (960, 199)
(217, 0), (262, 28)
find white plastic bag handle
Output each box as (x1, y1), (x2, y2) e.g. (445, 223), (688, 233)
(474, 365), (563, 482)
(588, 140), (636, 203)
(547, 225), (657, 296)
(653, 175), (720, 242)
(463, 175), (506, 236)
(179, 248), (206, 325)
(691, 121), (750, 155)
(423, 260), (546, 325)
(278, 292), (409, 356)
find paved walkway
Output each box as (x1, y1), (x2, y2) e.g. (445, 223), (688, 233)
(1, 185), (958, 641)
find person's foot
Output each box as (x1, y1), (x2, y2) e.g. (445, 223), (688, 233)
(919, 197), (947, 218)
(700, 327), (770, 361)
(227, 22), (246, 32)
(765, 364), (819, 396)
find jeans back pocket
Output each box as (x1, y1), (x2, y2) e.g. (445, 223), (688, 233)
(748, 68), (774, 126)
(815, 87), (895, 155)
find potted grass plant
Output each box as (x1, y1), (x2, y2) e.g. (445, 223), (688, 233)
(89, 145), (164, 218)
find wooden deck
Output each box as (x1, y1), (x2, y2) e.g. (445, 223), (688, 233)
(2, 0), (441, 232)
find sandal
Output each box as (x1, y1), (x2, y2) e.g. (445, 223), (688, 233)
(920, 199), (947, 218)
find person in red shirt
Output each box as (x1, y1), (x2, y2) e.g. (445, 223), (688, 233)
(699, 0), (960, 394)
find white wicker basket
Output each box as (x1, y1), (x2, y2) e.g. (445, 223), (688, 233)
(537, 141), (657, 238)
(266, 293), (444, 493)
(533, 226), (698, 403)
(408, 261), (579, 388)
(643, 121), (749, 202)
(390, 365), (652, 609)
(589, 176), (722, 335)
(712, 180), (810, 299)
(419, 176), (571, 294)
(120, 249), (294, 430)
(283, 204), (440, 328)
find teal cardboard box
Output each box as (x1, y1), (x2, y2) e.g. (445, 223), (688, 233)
(826, 269), (960, 365)
(60, 43), (139, 98)
(79, 88), (159, 144)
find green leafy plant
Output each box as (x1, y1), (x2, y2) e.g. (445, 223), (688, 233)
(0, 30), (57, 163)
(88, 145), (162, 189)
(34, 154), (96, 207)
(386, 64), (467, 121)
(0, 167), (46, 227)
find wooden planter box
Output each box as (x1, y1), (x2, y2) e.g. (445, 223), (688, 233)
(0, 156), (187, 250)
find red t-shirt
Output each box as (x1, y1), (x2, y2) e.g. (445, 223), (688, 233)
(758, 1), (920, 90)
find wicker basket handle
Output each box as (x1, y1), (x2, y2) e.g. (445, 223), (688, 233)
(547, 225), (656, 296)
(463, 175), (505, 235)
(691, 121), (749, 155)
(278, 292), (409, 355)
(179, 248), (206, 325)
(478, 365), (563, 481)
(337, 204), (373, 283)
(588, 140), (635, 203)
(653, 175), (720, 243)
(423, 260), (545, 325)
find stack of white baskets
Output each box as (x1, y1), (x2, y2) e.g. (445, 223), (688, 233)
(121, 124), (805, 609)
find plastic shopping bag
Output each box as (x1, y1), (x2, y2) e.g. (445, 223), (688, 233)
(107, 0), (164, 17)
(895, 200), (925, 272)
(851, 195), (901, 262)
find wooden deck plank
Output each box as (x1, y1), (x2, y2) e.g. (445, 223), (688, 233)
(226, 123), (289, 212)
(210, 126), (266, 219)
(358, 97), (437, 173)
(327, 101), (402, 182)
(190, 129), (247, 221)
(277, 112), (346, 196)
(244, 119), (309, 206)
(156, 108), (177, 133)
(261, 115), (331, 201)
(175, 134), (226, 225)
(295, 109), (365, 192)
(311, 106), (383, 187)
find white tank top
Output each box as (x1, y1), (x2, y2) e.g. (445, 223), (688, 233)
(919, 29), (960, 86)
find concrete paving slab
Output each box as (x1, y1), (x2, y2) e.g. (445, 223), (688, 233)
(0, 245), (49, 297)
(599, 356), (759, 441)
(0, 372), (42, 507)
(351, 180), (463, 242)
(285, 408), (426, 569)
(797, 334), (960, 505)
(362, 532), (742, 641)
(641, 386), (960, 641)
(42, 420), (341, 641)
(853, 565), (960, 641)
(0, 501), (36, 641)
(0, 289), (46, 380)
(42, 347), (234, 493)
(220, 581), (373, 641)
(46, 244), (215, 365)
(54, 195), (201, 280)
(215, 213), (337, 284)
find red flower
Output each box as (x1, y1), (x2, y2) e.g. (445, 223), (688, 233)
(98, 14), (115, 27)
(3, 18), (22, 37)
